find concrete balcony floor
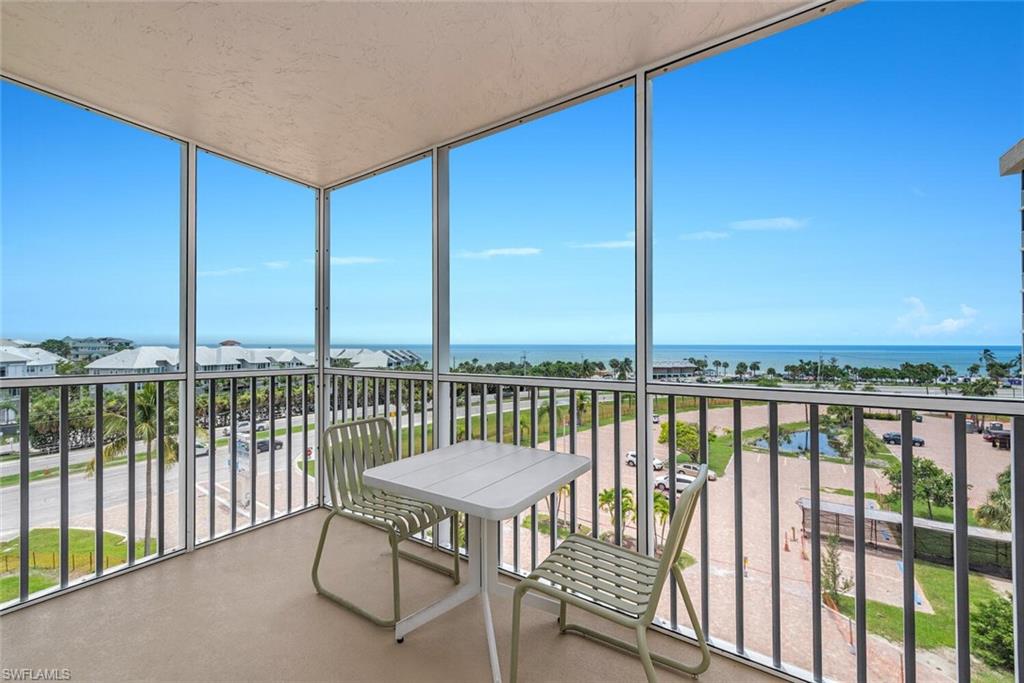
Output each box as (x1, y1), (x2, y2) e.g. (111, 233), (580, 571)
(1, 509), (778, 682)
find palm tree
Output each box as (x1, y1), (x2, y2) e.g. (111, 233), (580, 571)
(712, 360), (722, 376)
(722, 361), (730, 377)
(598, 488), (618, 530)
(977, 468), (1011, 531)
(749, 361), (761, 377)
(967, 363), (981, 378)
(653, 491), (671, 548)
(94, 383), (179, 556)
(575, 390), (589, 427)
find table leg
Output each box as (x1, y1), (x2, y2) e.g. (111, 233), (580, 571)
(480, 518), (501, 683)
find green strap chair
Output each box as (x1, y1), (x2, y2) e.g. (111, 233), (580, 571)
(511, 465), (710, 682)
(312, 417), (460, 630)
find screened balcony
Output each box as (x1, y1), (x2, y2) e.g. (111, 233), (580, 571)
(2, 2), (1022, 683)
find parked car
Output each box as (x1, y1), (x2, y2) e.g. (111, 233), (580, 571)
(982, 423), (1006, 442)
(195, 441), (209, 457)
(913, 414), (923, 423)
(238, 421), (270, 433)
(256, 438), (284, 453)
(654, 472), (695, 493)
(677, 462), (716, 481)
(652, 413), (660, 423)
(990, 431), (1011, 450)
(882, 432), (924, 447)
(625, 451), (664, 470)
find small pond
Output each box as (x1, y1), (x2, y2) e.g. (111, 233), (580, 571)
(752, 429), (840, 457)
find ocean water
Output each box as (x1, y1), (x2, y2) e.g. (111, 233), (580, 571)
(314, 343), (1018, 374)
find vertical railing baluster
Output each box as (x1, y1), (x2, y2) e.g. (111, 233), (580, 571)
(95, 384), (104, 576)
(853, 406), (867, 683)
(810, 404), (823, 682)
(209, 379), (217, 538)
(59, 385), (69, 587)
(479, 383), (487, 441)
(128, 382), (138, 561)
(249, 377), (257, 527)
(953, 412), (969, 683)
(513, 385), (521, 572)
(668, 395), (678, 628)
(530, 387), (538, 569)
(769, 401), (780, 668)
(591, 389), (599, 540)
(449, 382), (455, 445)
(396, 380), (403, 457)
(420, 380), (427, 454)
(733, 399), (743, 653)
(699, 396), (709, 635)
(900, 409), (916, 683)
(302, 375), (309, 507)
(269, 376), (276, 519)
(1011, 416), (1024, 679)
(496, 385), (503, 565)
(464, 382), (471, 442)
(286, 375), (293, 513)
(569, 390), (577, 539)
(330, 376), (337, 424)
(549, 387), (557, 552)
(407, 379), (414, 456)
(18, 388), (29, 601)
(361, 377), (367, 420)
(157, 381), (166, 554)
(613, 391), (622, 547)
(374, 377), (380, 419)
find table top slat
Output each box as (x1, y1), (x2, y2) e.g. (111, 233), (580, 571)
(364, 440), (590, 520)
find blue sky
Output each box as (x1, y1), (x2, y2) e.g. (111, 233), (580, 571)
(2, 1), (1021, 348)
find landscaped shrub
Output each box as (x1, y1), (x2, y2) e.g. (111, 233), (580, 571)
(971, 593), (1014, 670)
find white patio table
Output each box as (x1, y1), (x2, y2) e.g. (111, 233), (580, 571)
(363, 439), (590, 683)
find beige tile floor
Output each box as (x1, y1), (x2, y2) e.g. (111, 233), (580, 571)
(1, 508), (784, 683)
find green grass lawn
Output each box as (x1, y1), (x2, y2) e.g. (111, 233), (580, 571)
(834, 561), (1012, 680)
(0, 528), (151, 603)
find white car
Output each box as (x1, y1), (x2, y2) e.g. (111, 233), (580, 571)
(654, 472), (695, 493)
(677, 462), (716, 481)
(625, 451), (664, 470)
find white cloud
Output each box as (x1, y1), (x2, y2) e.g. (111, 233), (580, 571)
(456, 247), (541, 259)
(263, 260), (289, 270)
(331, 256), (385, 266)
(679, 230), (730, 241)
(896, 297), (978, 336)
(729, 217), (808, 231)
(198, 266), (251, 277)
(572, 240), (634, 249)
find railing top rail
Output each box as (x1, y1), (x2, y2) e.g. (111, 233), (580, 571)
(440, 372), (634, 393)
(196, 367), (317, 380)
(648, 380), (1024, 415)
(325, 367), (432, 381)
(0, 372), (187, 389)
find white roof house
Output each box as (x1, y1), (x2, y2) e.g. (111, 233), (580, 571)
(0, 345), (63, 378)
(85, 346), (180, 375)
(330, 348), (423, 369)
(86, 345), (321, 375)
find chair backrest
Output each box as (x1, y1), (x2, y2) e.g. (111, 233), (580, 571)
(643, 464), (708, 623)
(321, 417), (396, 510)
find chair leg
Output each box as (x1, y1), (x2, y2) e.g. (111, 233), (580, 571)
(674, 566), (711, 675)
(636, 625), (658, 682)
(391, 534), (401, 626)
(510, 584), (527, 683)
(451, 514), (461, 584)
(311, 511), (400, 627)
(558, 600), (567, 633)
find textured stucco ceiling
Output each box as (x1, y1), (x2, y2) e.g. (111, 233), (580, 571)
(2, 1), (817, 187)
